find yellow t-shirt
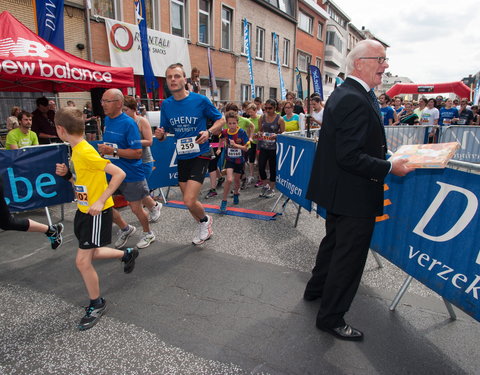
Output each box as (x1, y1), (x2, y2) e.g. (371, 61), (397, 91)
(71, 140), (114, 213)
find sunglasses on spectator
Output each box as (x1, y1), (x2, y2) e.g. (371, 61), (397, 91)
(264, 106), (274, 110)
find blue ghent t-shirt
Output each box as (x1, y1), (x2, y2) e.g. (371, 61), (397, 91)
(380, 106), (395, 125)
(160, 92), (222, 160)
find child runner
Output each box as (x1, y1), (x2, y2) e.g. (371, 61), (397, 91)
(54, 107), (138, 331)
(217, 111), (250, 212)
(245, 103), (260, 186)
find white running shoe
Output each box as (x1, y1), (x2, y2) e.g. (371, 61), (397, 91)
(192, 215), (213, 245)
(247, 176), (255, 185)
(264, 188), (276, 198)
(149, 202), (163, 223)
(114, 225), (136, 248)
(136, 231), (156, 249)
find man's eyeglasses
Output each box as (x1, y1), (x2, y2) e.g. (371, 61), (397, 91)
(359, 57), (389, 64)
(101, 99), (119, 104)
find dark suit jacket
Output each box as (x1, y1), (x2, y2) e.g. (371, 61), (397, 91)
(306, 77), (390, 217)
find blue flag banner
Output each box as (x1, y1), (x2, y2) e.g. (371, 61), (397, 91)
(295, 67), (303, 100)
(135, 0), (159, 93)
(34, 0), (65, 49)
(243, 18), (255, 99)
(273, 33), (286, 100)
(207, 47), (218, 97)
(0, 144), (74, 212)
(309, 65), (323, 99)
(474, 81), (480, 106)
(275, 135), (315, 211)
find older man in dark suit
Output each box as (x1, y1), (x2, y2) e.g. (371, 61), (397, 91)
(304, 40), (414, 341)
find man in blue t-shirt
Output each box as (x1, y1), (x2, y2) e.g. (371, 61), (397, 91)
(379, 94), (394, 125)
(155, 63), (225, 245)
(98, 88), (159, 250)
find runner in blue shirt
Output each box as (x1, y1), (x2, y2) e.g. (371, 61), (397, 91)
(155, 63), (225, 245)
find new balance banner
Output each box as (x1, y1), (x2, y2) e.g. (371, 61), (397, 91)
(276, 135), (315, 211)
(105, 18), (191, 77)
(309, 65), (323, 99)
(34, 0), (65, 49)
(134, 0), (158, 93)
(370, 168), (480, 321)
(0, 144), (74, 212)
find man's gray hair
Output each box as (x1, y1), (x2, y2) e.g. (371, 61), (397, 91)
(345, 39), (383, 75)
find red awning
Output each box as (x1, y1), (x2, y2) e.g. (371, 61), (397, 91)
(386, 81), (471, 99)
(0, 11), (133, 92)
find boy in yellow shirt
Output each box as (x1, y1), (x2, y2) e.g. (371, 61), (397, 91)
(55, 107), (138, 331)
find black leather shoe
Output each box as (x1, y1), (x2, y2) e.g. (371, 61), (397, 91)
(303, 292), (321, 301)
(318, 324), (364, 341)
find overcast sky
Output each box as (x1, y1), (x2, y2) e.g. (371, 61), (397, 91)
(337, 0), (480, 83)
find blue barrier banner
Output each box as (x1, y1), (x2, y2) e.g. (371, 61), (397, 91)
(0, 144), (74, 212)
(35, 0), (65, 49)
(439, 126), (480, 163)
(276, 135), (315, 211)
(147, 137), (178, 189)
(371, 168), (480, 321)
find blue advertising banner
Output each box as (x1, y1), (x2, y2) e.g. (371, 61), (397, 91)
(276, 135), (315, 211)
(0, 144), (74, 212)
(309, 65), (323, 99)
(439, 126), (480, 163)
(243, 18), (255, 99)
(370, 168), (480, 321)
(295, 67), (303, 100)
(35, 0), (65, 49)
(147, 137), (178, 189)
(273, 33), (286, 100)
(135, 0), (159, 93)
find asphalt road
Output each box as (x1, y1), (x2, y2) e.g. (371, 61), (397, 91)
(0, 183), (478, 375)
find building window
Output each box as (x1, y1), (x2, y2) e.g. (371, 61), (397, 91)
(92, 0), (121, 19)
(282, 38), (290, 67)
(316, 57), (322, 69)
(256, 27), (265, 60)
(241, 84), (252, 102)
(265, 0), (294, 16)
(269, 87), (277, 100)
(298, 11), (313, 34)
(198, 0), (211, 45)
(255, 86), (264, 100)
(271, 33), (278, 62)
(297, 51), (311, 72)
(143, 0), (160, 30)
(171, 0), (187, 37)
(317, 22), (324, 40)
(241, 21), (252, 55)
(221, 6), (232, 50)
(326, 31), (343, 53)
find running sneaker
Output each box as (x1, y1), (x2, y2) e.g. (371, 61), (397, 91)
(205, 189), (218, 199)
(255, 180), (263, 188)
(78, 299), (107, 331)
(259, 185), (269, 197)
(217, 176), (225, 188)
(233, 194), (239, 205)
(264, 188), (276, 198)
(48, 223), (64, 250)
(240, 177), (247, 190)
(136, 232), (155, 249)
(122, 248), (139, 274)
(192, 215), (213, 245)
(149, 202), (162, 223)
(114, 225), (136, 249)
(220, 200), (227, 213)
(247, 176), (255, 185)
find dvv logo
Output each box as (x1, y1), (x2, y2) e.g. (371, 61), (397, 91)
(277, 142), (304, 176)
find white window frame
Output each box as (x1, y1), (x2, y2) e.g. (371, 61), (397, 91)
(317, 21), (324, 40)
(269, 87), (277, 100)
(241, 84), (252, 102)
(92, 0), (122, 19)
(316, 57), (322, 69)
(297, 50), (311, 72)
(255, 86), (264, 100)
(298, 11), (313, 34)
(255, 27), (265, 60)
(221, 5), (233, 50)
(282, 38), (290, 67)
(198, 0), (212, 45)
(171, 0), (188, 38)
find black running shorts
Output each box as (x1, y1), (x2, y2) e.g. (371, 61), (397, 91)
(74, 207), (113, 249)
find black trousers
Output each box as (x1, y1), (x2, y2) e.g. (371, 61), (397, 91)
(305, 211), (376, 328)
(0, 176), (29, 231)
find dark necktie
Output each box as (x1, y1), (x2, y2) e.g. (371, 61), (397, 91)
(368, 89), (382, 121)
